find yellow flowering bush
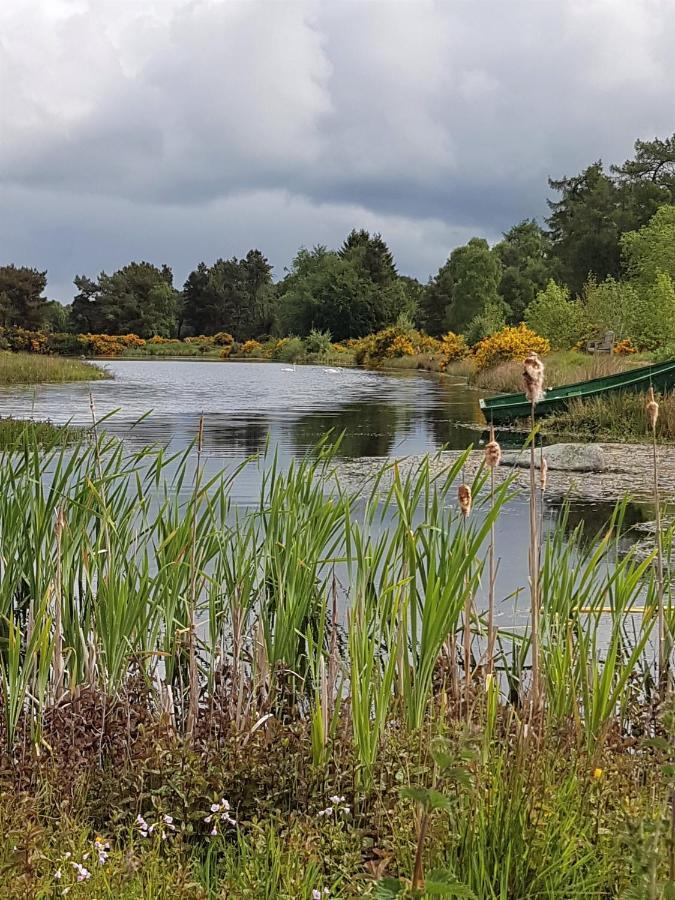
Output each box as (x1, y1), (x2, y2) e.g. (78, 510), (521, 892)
(119, 334), (146, 348)
(472, 324), (550, 372)
(240, 339), (263, 355)
(148, 335), (172, 345)
(437, 332), (468, 369)
(213, 331), (234, 347)
(613, 338), (637, 355)
(81, 333), (125, 356)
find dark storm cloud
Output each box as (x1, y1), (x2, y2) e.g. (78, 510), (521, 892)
(1, 0), (674, 300)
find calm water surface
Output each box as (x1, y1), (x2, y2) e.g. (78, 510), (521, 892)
(0, 359), (638, 615)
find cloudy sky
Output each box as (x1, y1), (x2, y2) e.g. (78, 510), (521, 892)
(1, 0), (674, 301)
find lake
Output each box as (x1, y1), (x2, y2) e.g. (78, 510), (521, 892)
(0, 358), (625, 616)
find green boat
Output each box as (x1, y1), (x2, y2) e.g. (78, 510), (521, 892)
(479, 358), (675, 425)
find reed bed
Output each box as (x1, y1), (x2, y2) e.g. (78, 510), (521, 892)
(0, 433), (674, 897)
(0, 350), (107, 384)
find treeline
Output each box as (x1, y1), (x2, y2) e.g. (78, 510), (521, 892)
(2, 134), (675, 346)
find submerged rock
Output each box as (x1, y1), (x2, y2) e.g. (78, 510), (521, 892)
(501, 443), (606, 472)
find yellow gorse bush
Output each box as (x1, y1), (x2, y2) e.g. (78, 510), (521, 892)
(472, 324), (550, 372)
(240, 339), (263, 355)
(438, 332), (469, 370)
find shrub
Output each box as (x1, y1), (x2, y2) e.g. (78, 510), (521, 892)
(472, 323), (550, 372)
(240, 339), (263, 356)
(46, 333), (88, 356)
(613, 338), (637, 355)
(220, 346), (233, 359)
(148, 335), (172, 345)
(525, 280), (588, 350)
(464, 300), (508, 346)
(119, 334), (146, 348)
(437, 332), (468, 370)
(213, 331), (234, 347)
(304, 328), (332, 356)
(275, 337), (305, 363)
(79, 334), (125, 356)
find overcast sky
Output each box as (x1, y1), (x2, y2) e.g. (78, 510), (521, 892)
(1, 0), (674, 302)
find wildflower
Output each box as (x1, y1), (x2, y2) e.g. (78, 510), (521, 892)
(72, 862), (91, 882)
(54, 868), (62, 880)
(204, 797), (237, 836)
(592, 767), (603, 780)
(317, 795), (350, 818)
(136, 815), (151, 838)
(94, 836), (110, 865)
(522, 352), (545, 404)
(312, 890), (329, 899)
(646, 386), (659, 430)
(458, 484), (472, 518)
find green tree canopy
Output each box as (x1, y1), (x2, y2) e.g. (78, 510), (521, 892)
(421, 238), (504, 337)
(182, 251), (274, 339)
(70, 262), (177, 337)
(612, 134), (675, 199)
(494, 220), (554, 323)
(338, 229), (397, 285)
(0, 265), (49, 330)
(621, 205), (675, 286)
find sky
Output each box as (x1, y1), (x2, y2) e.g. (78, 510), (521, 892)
(1, 0), (674, 302)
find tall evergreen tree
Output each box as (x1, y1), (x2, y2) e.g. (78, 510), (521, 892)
(0, 265), (49, 330)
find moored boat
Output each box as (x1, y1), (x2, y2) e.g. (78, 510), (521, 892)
(479, 358), (675, 425)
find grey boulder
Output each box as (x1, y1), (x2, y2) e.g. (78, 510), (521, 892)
(500, 443), (605, 472)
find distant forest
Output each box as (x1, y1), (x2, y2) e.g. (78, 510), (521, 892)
(2, 134), (675, 346)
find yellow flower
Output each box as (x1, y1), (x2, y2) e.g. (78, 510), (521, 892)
(592, 767), (603, 780)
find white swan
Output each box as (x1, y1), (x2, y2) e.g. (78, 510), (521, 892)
(282, 363), (296, 372)
(323, 367), (340, 374)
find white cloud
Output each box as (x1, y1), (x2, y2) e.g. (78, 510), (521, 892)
(1, 0), (674, 296)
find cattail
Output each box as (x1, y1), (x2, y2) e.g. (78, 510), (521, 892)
(458, 483), (472, 518)
(522, 352), (545, 404)
(484, 427), (501, 469)
(646, 386), (659, 431)
(540, 456), (548, 492)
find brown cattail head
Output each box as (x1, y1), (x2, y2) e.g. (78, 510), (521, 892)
(540, 456), (548, 493)
(484, 426), (501, 469)
(458, 484), (472, 518)
(522, 352), (545, 405)
(646, 386), (659, 431)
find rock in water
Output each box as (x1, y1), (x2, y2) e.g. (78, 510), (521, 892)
(500, 443), (605, 472)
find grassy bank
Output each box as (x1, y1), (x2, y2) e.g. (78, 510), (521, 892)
(0, 436), (673, 897)
(0, 417), (82, 450)
(470, 349), (649, 394)
(539, 389), (675, 441)
(0, 350), (107, 384)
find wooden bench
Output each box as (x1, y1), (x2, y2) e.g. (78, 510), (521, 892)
(586, 330), (615, 353)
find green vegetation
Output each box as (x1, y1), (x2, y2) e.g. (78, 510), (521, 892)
(0, 350), (106, 384)
(0, 435), (673, 896)
(0, 417), (82, 450)
(542, 389), (675, 441)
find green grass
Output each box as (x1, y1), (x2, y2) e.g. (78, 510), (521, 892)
(0, 417), (83, 450)
(0, 435), (672, 896)
(0, 350), (108, 384)
(540, 389), (675, 441)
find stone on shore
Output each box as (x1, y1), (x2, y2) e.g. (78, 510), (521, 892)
(501, 443), (606, 472)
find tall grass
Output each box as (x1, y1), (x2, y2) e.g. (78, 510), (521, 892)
(0, 350), (107, 384)
(474, 350), (642, 394)
(0, 432), (673, 894)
